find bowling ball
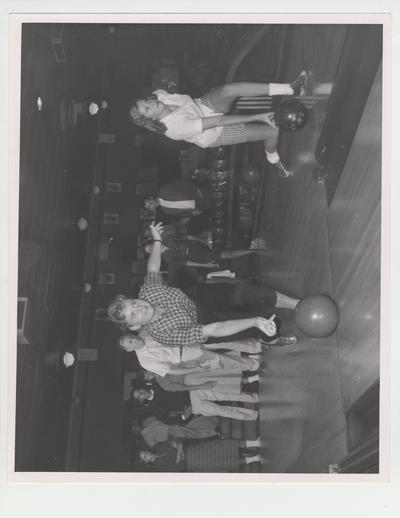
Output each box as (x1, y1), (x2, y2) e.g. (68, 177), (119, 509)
(211, 191), (226, 201)
(294, 294), (339, 338)
(215, 210), (225, 219)
(211, 177), (229, 188)
(211, 159), (228, 171)
(240, 163), (261, 185)
(213, 146), (227, 159)
(274, 99), (308, 132)
(208, 170), (229, 182)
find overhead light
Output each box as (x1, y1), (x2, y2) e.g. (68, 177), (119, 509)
(63, 352), (75, 368)
(77, 217), (88, 231)
(37, 97), (43, 111)
(89, 102), (99, 115)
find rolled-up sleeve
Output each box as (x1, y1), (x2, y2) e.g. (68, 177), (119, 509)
(152, 89), (168, 98)
(152, 325), (206, 347)
(143, 272), (165, 287)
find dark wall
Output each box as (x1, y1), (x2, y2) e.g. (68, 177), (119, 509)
(73, 24), (182, 471)
(62, 23), (252, 471)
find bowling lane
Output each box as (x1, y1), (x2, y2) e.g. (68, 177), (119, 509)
(255, 25), (350, 472)
(328, 63), (382, 412)
(259, 333), (346, 473)
(256, 25), (381, 472)
(258, 209), (347, 473)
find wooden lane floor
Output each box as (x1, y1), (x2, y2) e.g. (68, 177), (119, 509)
(255, 26), (382, 472)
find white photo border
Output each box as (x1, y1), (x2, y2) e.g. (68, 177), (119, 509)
(2, 3), (399, 518)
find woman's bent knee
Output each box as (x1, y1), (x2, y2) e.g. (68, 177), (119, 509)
(210, 83), (236, 99)
(207, 84), (237, 112)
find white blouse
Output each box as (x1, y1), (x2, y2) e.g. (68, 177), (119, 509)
(154, 89), (223, 148)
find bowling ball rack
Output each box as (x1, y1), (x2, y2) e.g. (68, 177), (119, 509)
(188, 144), (263, 250)
(210, 144), (264, 250)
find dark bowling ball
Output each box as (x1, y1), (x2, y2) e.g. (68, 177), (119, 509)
(274, 99), (308, 133)
(211, 159), (229, 171)
(215, 171), (229, 181)
(215, 210), (225, 219)
(208, 169), (229, 182)
(294, 294), (339, 338)
(211, 191), (226, 201)
(213, 146), (227, 159)
(240, 163), (261, 186)
(212, 178), (228, 188)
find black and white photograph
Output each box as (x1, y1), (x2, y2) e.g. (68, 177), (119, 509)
(10, 15), (388, 480)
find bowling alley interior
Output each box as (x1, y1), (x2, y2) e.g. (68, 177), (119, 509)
(15, 22), (383, 473)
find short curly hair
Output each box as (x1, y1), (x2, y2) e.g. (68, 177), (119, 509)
(128, 99), (168, 134)
(108, 294), (128, 324)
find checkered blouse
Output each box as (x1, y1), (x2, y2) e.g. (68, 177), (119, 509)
(139, 272), (206, 347)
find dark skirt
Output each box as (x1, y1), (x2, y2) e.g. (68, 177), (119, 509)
(196, 281), (277, 310)
(185, 439), (241, 472)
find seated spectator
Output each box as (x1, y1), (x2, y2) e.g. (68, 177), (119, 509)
(139, 437), (262, 472)
(140, 415), (219, 448)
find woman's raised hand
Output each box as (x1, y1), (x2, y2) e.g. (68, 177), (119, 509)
(149, 221), (164, 241)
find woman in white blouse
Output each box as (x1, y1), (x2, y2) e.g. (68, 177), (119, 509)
(128, 71), (307, 178)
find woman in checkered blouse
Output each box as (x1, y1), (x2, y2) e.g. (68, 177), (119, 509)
(128, 72), (308, 178)
(107, 223), (278, 349)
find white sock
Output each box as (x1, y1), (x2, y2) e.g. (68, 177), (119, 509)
(246, 374), (260, 383)
(244, 454), (262, 464)
(265, 151), (280, 164)
(245, 438), (261, 448)
(269, 83), (293, 96)
(314, 83), (333, 96)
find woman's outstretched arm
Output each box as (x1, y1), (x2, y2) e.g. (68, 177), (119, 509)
(202, 315), (277, 339)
